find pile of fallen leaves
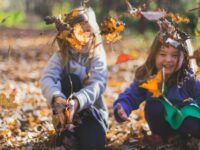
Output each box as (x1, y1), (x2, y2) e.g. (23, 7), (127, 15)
(0, 81), (56, 149)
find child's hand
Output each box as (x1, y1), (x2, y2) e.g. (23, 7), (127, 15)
(117, 103), (128, 121)
(54, 97), (67, 112)
(183, 97), (193, 103)
(54, 97), (67, 127)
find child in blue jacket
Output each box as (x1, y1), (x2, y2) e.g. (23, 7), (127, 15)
(113, 19), (200, 141)
(41, 7), (108, 150)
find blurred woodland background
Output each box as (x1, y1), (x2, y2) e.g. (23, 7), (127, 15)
(0, 0), (200, 149)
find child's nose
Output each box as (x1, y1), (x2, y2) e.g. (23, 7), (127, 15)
(165, 55), (173, 62)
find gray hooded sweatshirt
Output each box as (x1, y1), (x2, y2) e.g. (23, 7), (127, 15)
(41, 43), (108, 122)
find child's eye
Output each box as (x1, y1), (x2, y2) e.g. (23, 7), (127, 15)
(172, 55), (178, 58)
(160, 53), (166, 56)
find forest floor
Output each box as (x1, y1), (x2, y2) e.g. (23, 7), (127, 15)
(0, 28), (200, 150)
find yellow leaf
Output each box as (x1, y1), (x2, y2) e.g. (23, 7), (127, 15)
(166, 12), (190, 24)
(48, 129), (56, 135)
(104, 33), (118, 42)
(71, 9), (80, 17)
(139, 70), (162, 97)
(0, 93), (18, 108)
(73, 24), (91, 45)
(100, 17), (125, 43)
(40, 108), (46, 116)
(0, 129), (10, 136)
(130, 50), (138, 58)
(66, 34), (82, 50)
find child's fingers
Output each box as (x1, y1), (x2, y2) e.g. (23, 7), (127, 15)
(58, 112), (66, 127)
(183, 97), (192, 103)
(119, 112), (128, 120)
(116, 103), (128, 121)
(117, 103), (123, 111)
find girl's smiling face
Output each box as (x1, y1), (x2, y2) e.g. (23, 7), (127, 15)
(155, 46), (184, 78)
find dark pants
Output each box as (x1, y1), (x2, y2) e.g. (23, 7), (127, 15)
(144, 100), (200, 140)
(56, 74), (106, 150)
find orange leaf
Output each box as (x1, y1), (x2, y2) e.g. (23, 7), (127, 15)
(166, 12), (190, 24)
(116, 53), (134, 64)
(40, 108), (46, 116)
(100, 17), (125, 43)
(73, 24), (91, 45)
(64, 9), (81, 22)
(0, 129), (10, 136)
(65, 108), (71, 124)
(139, 70), (162, 97)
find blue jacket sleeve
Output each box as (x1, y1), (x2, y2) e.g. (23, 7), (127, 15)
(192, 76), (200, 105)
(113, 80), (146, 122)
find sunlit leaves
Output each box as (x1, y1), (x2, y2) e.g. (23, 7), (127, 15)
(166, 12), (190, 24)
(73, 24), (91, 46)
(139, 70), (163, 97)
(63, 8), (81, 23)
(58, 23), (93, 51)
(100, 17), (125, 43)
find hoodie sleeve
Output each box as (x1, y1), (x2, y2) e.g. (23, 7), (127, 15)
(192, 76), (200, 105)
(40, 53), (66, 106)
(73, 45), (108, 112)
(113, 80), (146, 122)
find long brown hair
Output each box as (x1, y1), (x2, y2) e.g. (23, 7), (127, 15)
(135, 32), (191, 87)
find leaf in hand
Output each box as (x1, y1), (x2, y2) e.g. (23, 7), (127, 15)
(65, 108), (71, 124)
(139, 70), (162, 97)
(65, 100), (75, 124)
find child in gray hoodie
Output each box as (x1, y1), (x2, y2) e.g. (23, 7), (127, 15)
(41, 7), (108, 150)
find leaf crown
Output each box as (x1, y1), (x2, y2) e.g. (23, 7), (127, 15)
(157, 18), (190, 52)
